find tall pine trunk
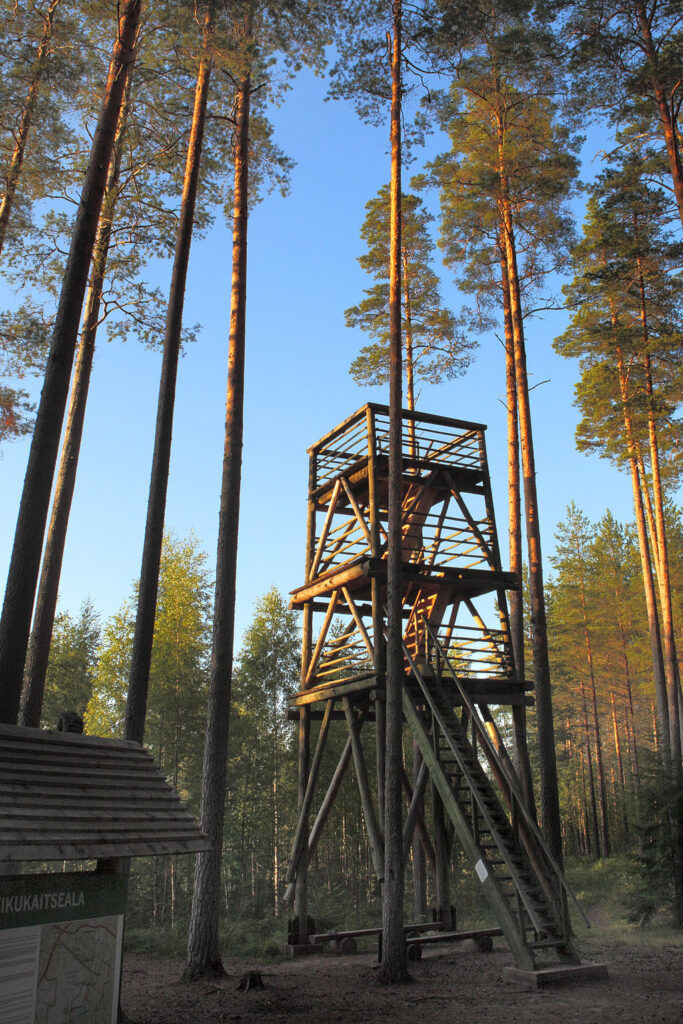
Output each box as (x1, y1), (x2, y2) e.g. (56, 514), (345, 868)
(19, 89), (129, 727)
(125, 2), (215, 744)
(402, 233), (423, 912)
(614, 342), (669, 747)
(498, 159), (562, 860)
(579, 675), (600, 857)
(634, 0), (683, 231)
(614, 341), (683, 924)
(500, 239), (535, 816)
(401, 241), (415, 413)
(379, 0), (408, 984)
(581, 606), (610, 857)
(0, 0), (142, 725)
(0, 0), (62, 258)
(184, 61), (251, 980)
(641, 347), (682, 761)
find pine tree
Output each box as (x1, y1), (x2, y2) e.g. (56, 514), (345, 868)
(560, 0), (683, 230)
(555, 153), (683, 759)
(345, 185), (474, 408)
(551, 505), (611, 857)
(125, 0), (217, 746)
(425, 0), (580, 857)
(556, 154), (683, 923)
(0, 0), (144, 725)
(40, 599), (100, 729)
(185, 0), (335, 979)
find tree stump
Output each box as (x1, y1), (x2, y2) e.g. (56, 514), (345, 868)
(237, 971), (264, 991)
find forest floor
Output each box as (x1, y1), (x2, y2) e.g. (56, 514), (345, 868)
(121, 932), (683, 1024)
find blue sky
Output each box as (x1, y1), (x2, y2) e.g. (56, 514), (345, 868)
(0, 64), (638, 647)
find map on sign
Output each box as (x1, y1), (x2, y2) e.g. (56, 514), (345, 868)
(35, 916), (122, 1024)
(0, 873), (126, 1024)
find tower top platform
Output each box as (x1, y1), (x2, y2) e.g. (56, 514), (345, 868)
(307, 404), (488, 502)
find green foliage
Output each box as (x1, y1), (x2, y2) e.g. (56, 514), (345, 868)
(41, 599), (100, 729)
(547, 504), (658, 858)
(0, 299), (50, 441)
(423, 79), (579, 320)
(558, 0), (683, 184)
(626, 752), (683, 927)
(415, 2), (580, 358)
(346, 185), (476, 398)
(0, 0), (111, 254)
(224, 587), (299, 919)
(86, 532), (211, 799)
(556, 150), (683, 479)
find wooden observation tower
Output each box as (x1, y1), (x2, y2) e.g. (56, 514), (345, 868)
(285, 403), (598, 980)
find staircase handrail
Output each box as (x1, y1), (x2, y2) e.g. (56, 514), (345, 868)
(420, 618), (589, 928)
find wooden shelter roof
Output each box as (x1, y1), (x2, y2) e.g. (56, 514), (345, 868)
(0, 724), (209, 862)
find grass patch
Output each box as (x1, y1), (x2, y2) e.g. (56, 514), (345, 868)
(124, 925), (188, 958)
(124, 856), (683, 961)
(566, 855), (683, 947)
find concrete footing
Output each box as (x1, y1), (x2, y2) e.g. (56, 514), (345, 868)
(283, 942), (325, 958)
(503, 961), (609, 989)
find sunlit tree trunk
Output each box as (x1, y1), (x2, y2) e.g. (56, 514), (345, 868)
(578, 675), (600, 857)
(19, 83), (130, 728)
(498, 147), (561, 860)
(614, 342), (669, 748)
(634, 0), (683, 230)
(185, 55), (251, 979)
(610, 690), (628, 837)
(500, 238), (535, 816)
(580, 604), (610, 857)
(641, 347), (682, 761)
(0, 0), (142, 725)
(614, 339), (683, 923)
(380, 0), (408, 984)
(125, 0), (215, 744)
(401, 243), (415, 413)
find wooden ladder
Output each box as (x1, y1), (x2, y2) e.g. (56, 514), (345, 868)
(401, 624), (587, 971)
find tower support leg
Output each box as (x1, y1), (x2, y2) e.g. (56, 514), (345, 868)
(294, 705), (310, 944)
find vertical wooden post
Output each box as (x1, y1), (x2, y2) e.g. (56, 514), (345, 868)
(295, 707), (310, 943)
(412, 741), (427, 918)
(431, 716), (452, 930)
(294, 450), (317, 944)
(367, 407), (386, 827)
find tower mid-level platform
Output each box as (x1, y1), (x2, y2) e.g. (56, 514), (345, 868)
(290, 403), (525, 708)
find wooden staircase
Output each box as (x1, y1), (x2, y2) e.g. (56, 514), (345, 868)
(402, 621), (586, 973)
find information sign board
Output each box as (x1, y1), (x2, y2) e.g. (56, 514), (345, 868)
(0, 871), (127, 1024)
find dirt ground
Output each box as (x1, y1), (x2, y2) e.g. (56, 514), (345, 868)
(121, 936), (683, 1024)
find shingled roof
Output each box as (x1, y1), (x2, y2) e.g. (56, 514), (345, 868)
(0, 724), (209, 862)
